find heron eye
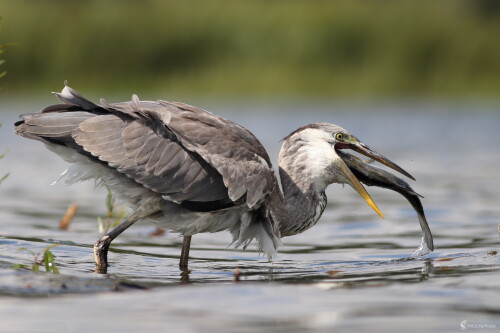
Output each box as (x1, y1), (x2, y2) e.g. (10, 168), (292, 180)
(335, 133), (344, 141)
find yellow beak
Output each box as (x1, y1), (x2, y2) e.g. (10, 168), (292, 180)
(339, 159), (384, 219)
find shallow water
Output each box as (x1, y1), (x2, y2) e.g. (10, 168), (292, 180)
(0, 99), (499, 332)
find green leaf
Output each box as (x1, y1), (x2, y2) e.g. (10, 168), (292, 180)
(11, 264), (28, 270)
(112, 209), (128, 228)
(43, 250), (53, 272)
(42, 244), (60, 274)
(106, 189), (114, 214)
(51, 264), (60, 274)
(44, 244), (60, 252)
(17, 247), (35, 256)
(97, 216), (105, 235)
(0, 173), (9, 184)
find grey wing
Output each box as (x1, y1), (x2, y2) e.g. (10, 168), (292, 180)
(154, 102), (276, 208)
(19, 84), (277, 208)
(106, 99), (277, 208)
(73, 114), (229, 202)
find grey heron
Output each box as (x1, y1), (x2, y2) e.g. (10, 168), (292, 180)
(15, 84), (433, 273)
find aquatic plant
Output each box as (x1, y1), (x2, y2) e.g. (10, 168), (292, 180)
(13, 245), (60, 274)
(58, 203), (78, 230)
(97, 189), (127, 235)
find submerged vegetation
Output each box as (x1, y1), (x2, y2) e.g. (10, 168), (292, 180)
(1, 1), (500, 99)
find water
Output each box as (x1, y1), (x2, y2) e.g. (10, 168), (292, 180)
(0, 99), (499, 332)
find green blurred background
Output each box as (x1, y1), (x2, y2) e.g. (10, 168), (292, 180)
(1, 0), (500, 99)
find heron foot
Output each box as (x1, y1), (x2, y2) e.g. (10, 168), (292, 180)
(94, 235), (111, 274)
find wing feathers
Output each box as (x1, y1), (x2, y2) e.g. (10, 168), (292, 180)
(16, 111), (95, 141)
(18, 85), (277, 209)
(72, 113), (229, 203)
(134, 134), (159, 165)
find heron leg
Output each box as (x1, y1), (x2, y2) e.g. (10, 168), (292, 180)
(179, 235), (191, 271)
(94, 214), (140, 274)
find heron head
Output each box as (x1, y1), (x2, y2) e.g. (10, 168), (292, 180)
(281, 123), (415, 218)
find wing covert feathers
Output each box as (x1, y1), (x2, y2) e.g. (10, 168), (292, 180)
(18, 85), (277, 208)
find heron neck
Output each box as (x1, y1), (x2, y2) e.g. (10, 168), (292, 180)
(270, 166), (327, 237)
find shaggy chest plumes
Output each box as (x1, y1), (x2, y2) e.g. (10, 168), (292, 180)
(270, 127), (345, 237)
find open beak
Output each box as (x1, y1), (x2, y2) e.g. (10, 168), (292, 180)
(338, 160), (385, 218)
(336, 141), (415, 180)
(334, 139), (415, 219)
